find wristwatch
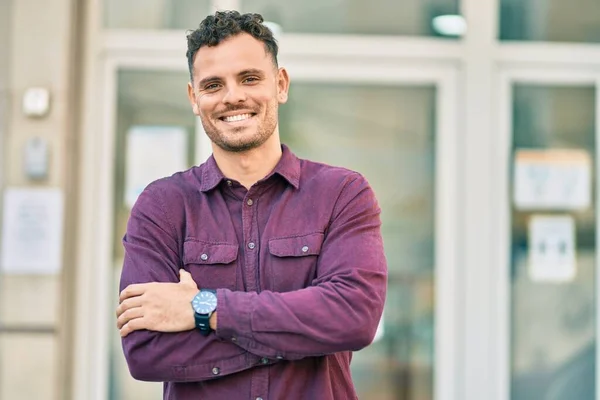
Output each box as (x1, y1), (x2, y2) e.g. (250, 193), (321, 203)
(191, 289), (217, 336)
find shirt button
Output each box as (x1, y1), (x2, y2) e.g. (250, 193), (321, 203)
(260, 358), (269, 364)
(276, 355), (283, 360)
(212, 367), (220, 375)
(226, 180), (232, 186)
(246, 198), (254, 206)
(231, 337), (237, 342)
(201, 253), (208, 261)
(256, 398), (263, 400)
(248, 242), (256, 250)
(301, 246), (309, 253)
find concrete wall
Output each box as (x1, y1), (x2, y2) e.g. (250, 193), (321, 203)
(0, 0), (77, 399)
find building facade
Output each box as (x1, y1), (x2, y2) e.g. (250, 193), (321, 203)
(1, 0), (600, 399)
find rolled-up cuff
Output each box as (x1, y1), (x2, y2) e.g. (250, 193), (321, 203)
(215, 289), (255, 342)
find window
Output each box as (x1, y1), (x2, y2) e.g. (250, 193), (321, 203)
(104, 0), (211, 29)
(240, 0), (461, 37)
(510, 85), (596, 399)
(500, 0), (600, 42)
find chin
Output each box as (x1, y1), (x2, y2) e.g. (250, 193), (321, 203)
(218, 141), (261, 153)
(205, 121), (276, 153)
(220, 134), (273, 153)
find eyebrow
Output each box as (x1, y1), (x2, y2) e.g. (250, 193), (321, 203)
(197, 69), (266, 89)
(238, 68), (265, 77)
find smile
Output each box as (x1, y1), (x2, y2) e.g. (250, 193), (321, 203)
(219, 113), (256, 123)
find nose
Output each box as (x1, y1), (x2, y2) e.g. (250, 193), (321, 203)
(222, 84), (246, 104)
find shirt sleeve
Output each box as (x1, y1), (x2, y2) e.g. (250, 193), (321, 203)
(120, 183), (265, 382)
(214, 174), (388, 360)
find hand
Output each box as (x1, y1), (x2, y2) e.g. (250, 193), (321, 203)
(116, 269), (199, 337)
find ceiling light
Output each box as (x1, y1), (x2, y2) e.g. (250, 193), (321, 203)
(432, 15), (467, 37)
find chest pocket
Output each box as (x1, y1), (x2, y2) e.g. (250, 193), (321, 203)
(268, 232), (324, 292)
(183, 240), (238, 291)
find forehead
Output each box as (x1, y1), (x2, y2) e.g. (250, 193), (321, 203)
(193, 33), (272, 80)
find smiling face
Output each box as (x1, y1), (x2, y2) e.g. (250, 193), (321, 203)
(187, 33), (290, 153)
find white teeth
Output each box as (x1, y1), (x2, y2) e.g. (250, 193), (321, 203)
(223, 113), (252, 122)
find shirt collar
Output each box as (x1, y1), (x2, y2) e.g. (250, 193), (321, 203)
(199, 144), (301, 192)
(199, 155), (225, 192)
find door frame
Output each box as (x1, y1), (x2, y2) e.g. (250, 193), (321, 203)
(73, 42), (462, 399)
(494, 66), (600, 400)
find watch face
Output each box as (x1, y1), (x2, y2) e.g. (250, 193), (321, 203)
(192, 291), (217, 314)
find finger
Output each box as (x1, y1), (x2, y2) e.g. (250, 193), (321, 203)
(120, 317), (146, 338)
(116, 296), (144, 318)
(119, 284), (148, 303)
(116, 306), (144, 330)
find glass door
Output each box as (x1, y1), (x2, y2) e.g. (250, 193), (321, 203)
(496, 69), (600, 400)
(278, 61), (460, 400)
(108, 66), (205, 399)
(99, 55), (460, 400)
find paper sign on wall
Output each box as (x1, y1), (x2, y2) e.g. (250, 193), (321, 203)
(528, 215), (576, 283)
(0, 187), (64, 274)
(514, 149), (591, 211)
(125, 126), (188, 208)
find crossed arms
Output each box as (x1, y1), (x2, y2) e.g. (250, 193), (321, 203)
(116, 175), (387, 382)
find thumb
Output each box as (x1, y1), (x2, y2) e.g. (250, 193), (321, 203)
(179, 269), (194, 283)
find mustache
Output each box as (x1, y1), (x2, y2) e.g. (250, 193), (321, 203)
(216, 105), (258, 115)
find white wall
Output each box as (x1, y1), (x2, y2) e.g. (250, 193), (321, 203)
(0, 0), (76, 399)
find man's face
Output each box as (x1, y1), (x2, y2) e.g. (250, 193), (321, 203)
(187, 33), (290, 153)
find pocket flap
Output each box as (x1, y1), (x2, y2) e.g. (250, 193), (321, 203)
(183, 240), (238, 264)
(268, 233), (324, 257)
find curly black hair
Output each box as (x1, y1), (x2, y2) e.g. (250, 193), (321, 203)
(186, 11), (279, 83)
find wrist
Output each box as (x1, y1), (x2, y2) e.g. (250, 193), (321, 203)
(191, 289), (217, 335)
(209, 312), (217, 330)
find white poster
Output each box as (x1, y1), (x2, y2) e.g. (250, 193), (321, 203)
(125, 126), (188, 208)
(0, 187), (64, 274)
(514, 149), (591, 211)
(528, 215), (576, 283)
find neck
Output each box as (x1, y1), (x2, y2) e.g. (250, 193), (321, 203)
(212, 133), (283, 190)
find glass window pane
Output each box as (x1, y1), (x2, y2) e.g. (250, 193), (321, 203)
(500, 0), (600, 42)
(279, 83), (436, 400)
(104, 0), (211, 29)
(110, 69), (196, 400)
(241, 0), (460, 37)
(510, 85), (596, 399)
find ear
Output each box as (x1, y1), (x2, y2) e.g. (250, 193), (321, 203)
(187, 82), (200, 115)
(276, 67), (290, 104)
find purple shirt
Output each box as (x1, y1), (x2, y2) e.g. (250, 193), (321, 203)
(120, 145), (387, 400)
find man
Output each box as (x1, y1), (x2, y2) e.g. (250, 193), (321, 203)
(116, 10), (387, 400)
